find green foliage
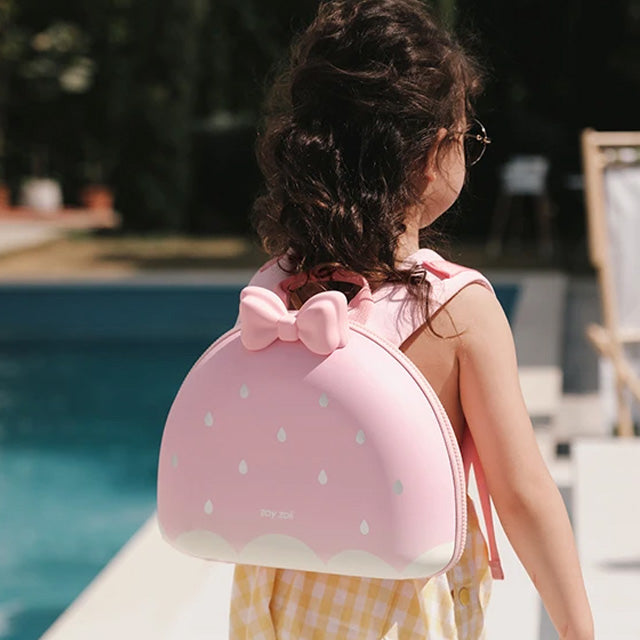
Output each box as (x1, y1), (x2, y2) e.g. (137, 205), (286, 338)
(195, 0), (317, 118)
(0, 0), (23, 175)
(2, 0), (639, 233)
(113, 0), (205, 230)
(435, 0), (457, 29)
(0, 1), (26, 65)
(1, 2), (99, 188)
(19, 21), (95, 99)
(115, 0), (321, 231)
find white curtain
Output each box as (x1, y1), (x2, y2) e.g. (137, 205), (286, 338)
(601, 165), (640, 426)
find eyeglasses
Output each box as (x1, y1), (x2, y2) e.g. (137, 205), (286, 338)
(461, 118), (491, 166)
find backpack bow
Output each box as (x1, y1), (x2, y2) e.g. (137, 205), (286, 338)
(239, 286), (349, 355)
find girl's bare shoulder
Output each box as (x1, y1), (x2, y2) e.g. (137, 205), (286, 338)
(438, 282), (515, 357)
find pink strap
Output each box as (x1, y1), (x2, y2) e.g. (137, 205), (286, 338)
(425, 256), (504, 580)
(462, 434), (504, 580)
(422, 257), (495, 303)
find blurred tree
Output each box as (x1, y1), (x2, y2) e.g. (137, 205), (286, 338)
(113, 0), (207, 230)
(187, 0), (318, 233)
(436, 0), (457, 28)
(195, 0), (317, 118)
(17, 20), (95, 178)
(0, 0), (16, 184)
(0, 0), (28, 186)
(2, 0), (639, 237)
(78, 0), (132, 187)
(2, 0), (99, 202)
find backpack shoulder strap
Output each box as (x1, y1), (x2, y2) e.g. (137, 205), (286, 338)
(419, 248), (494, 307)
(419, 251), (504, 580)
(366, 249), (493, 347)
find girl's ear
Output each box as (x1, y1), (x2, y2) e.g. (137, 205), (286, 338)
(424, 128), (449, 181)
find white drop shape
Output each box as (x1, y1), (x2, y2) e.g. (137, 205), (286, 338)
(204, 500), (213, 515)
(239, 459), (248, 475)
(319, 393), (329, 408)
(355, 430), (366, 445)
(318, 469), (328, 485)
(277, 427), (287, 443)
(240, 384), (249, 399)
(171, 454), (178, 468)
(204, 412), (214, 427)
(393, 480), (404, 495)
(360, 520), (370, 535)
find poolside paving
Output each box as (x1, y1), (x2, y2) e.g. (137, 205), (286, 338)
(0, 222), (65, 256)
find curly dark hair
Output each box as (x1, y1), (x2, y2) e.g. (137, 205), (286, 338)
(252, 0), (483, 310)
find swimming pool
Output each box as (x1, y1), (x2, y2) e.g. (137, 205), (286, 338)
(0, 281), (519, 640)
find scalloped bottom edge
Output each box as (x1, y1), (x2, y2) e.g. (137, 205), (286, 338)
(167, 529), (455, 579)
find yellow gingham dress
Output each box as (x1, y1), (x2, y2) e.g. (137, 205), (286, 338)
(229, 495), (492, 640)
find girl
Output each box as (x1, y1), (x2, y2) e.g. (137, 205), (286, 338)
(229, 1), (593, 638)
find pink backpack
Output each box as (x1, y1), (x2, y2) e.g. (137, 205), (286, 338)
(157, 249), (503, 580)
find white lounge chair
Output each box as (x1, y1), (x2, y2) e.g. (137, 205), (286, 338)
(581, 129), (640, 437)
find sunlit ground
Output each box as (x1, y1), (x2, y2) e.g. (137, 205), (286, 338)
(0, 234), (268, 279)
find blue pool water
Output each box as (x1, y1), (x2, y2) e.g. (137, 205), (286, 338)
(0, 281), (518, 640)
